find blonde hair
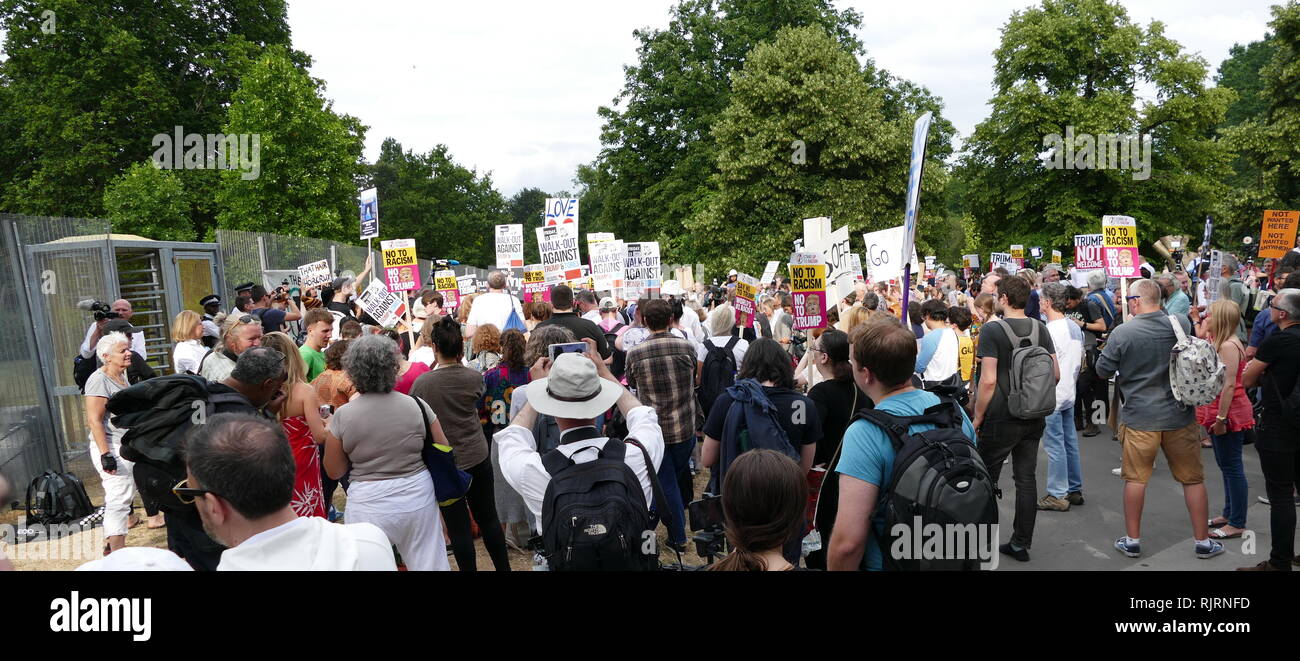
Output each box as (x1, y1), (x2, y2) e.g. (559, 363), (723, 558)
(1018, 268), (1039, 288)
(172, 310), (201, 343)
(259, 332), (307, 420)
(839, 304), (872, 333)
(457, 294), (475, 324)
(707, 303), (736, 336)
(1206, 299), (1241, 353)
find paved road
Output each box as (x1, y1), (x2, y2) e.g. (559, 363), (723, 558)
(990, 424), (1281, 571)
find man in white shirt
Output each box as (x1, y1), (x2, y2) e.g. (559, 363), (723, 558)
(466, 271), (523, 338)
(1039, 282), (1084, 511)
(575, 289), (602, 324)
(79, 299), (146, 359)
(496, 342), (664, 532)
(183, 412), (397, 571)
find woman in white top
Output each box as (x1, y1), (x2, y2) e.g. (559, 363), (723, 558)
(696, 302), (749, 371)
(171, 310), (207, 374)
(914, 299), (960, 385)
(84, 332), (138, 553)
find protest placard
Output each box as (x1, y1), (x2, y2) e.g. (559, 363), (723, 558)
(457, 275), (477, 297)
(590, 239), (626, 291)
(963, 254), (980, 269)
(862, 225), (906, 282)
(1206, 250), (1223, 305)
(1259, 210), (1298, 259)
(434, 269), (459, 309)
(1010, 244), (1025, 268)
(522, 264), (549, 303)
(1074, 234), (1104, 270)
(357, 279), (406, 329)
(380, 239), (419, 292)
(359, 188), (378, 240)
(625, 242), (661, 296)
(990, 252), (1014, 271)
(495, 224), (524, 268)
(733, 273), (758, 328)
(824, 224), (856, 301)
(789, 252), (827, 330)
(297, 259), (331, 290)
(1051, 249), (1062, 264)
(760, 260), (780, 285)
(537, 225), (581, 285)
(544, 197), (579, 229)
(1101, 215), (1140, 278)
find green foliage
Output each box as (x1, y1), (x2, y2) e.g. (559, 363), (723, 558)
(103, 162), (193, 241)
(1218, 2), (1300, 246)
(214, 47), (369, 245)
(369, 138), (509, 267)
(688, 25), (952, 276)
(960, 0), (1235, 262)
(589, 0), (865, 266)
(0, 0), (305, 233)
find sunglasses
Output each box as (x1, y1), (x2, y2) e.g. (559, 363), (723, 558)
(172, 478), (217, 505)
(1125, 295), (1141, 301)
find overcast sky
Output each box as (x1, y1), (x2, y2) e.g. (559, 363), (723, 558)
(287, 0), (1277, 197)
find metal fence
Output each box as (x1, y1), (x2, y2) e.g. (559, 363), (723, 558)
(1, 214), (116, 495)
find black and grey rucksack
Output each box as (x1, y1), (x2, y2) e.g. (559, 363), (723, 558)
(991, 318), (1057, 419)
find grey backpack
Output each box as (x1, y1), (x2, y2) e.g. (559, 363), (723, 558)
(1167, 314), (1225, 407)
(991, 318), (1057, 419)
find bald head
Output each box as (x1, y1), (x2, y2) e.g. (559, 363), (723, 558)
(111, 299), (133, 323)
(1130, 279), (1162, 313)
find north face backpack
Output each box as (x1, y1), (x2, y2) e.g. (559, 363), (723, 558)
(1167, 314), (1225, 408)
(990, 318), (1057, 419)
(539, 437), (670, 571)
(855, 399), (997, 571)
(697, 335), (740, 418)
(25, 470), (95, 525)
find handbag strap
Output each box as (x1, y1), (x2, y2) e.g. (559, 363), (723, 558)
(408, 393), (434, 448)
(1168, 314), (1189, 344)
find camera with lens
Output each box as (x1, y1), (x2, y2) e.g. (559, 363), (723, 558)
(687, 493), (726, 563)
(78, 300), (118, 321)
(706, 285), (728, 309)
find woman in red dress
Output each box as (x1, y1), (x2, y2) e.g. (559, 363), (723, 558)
(262, 332), (329, 518)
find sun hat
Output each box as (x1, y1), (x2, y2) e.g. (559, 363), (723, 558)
(526, 353), (622, 419)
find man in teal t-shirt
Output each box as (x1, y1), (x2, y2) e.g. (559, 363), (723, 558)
(827, 322), (976, 571)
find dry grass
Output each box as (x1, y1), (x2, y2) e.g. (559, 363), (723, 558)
(6, 452), (715, 571)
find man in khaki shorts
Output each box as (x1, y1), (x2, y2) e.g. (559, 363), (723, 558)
(1096, 278), (1223, 560)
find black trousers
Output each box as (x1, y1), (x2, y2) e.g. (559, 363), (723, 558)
(439, 458), (511, 571)
(1256, 416), (1299, 570)
(1075, 348), (1102, 427)
(978, 418), (1046, 549)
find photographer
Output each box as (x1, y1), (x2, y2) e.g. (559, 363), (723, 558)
(248, 284), (301, 335)
(78, 299), (145, 359)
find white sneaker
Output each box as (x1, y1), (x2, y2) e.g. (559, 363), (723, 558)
(1111, 467), (1122, 477)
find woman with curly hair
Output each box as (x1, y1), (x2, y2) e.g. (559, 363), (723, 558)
(470, 323), (502, 372)
(479, 328), (531, 549)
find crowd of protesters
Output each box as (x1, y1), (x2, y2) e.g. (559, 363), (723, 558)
(8, 244), (1294, 574)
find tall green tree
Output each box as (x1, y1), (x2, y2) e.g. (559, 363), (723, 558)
(591, 0), (864, 264)
(214, 47), (369, 244)
(688, 25), (953, 275)
(370, 138), (509, 267)
(0, 0), (306, 233)
(103, 162), (193, 241)
(1218, 2), (1300, 245)
(960, 0), (1234, 259)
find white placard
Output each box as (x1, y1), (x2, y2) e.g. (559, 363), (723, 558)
(862, 225), (907, 282)
(495, 224), (523, 268)
(590, 239), (626, 291)
(356, 279), (406, 329)
(297, 259), (331, 290)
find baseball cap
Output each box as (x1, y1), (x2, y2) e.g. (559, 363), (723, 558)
(102, 318), (141, 335)
(599, 296), (617, 311)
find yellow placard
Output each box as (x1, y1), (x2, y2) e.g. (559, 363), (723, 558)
(1260, 210), (1299, 259)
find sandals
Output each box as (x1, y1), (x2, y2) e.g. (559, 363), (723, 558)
(1208, 518), (1229, 529)
(1209, 527), (1243, 539)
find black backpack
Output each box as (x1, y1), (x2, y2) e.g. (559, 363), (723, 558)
(25, 471), (95, 525)
(604, 322), (627, 379)
(697, 335), (740, 418)
(106, 374), (254, 511)
(539, 437), (670, 571)
(854, 398), (997, 571)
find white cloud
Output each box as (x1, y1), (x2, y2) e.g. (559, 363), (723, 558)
(287, 0), (1280, 195)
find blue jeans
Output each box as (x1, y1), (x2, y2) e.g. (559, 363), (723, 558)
(657, 439), (696, 545)
(1042, 406), (1083, 498)
(1210, 430), (1248, 528)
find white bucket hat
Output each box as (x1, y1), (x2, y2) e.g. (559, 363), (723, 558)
(527, 353), (622, 419)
